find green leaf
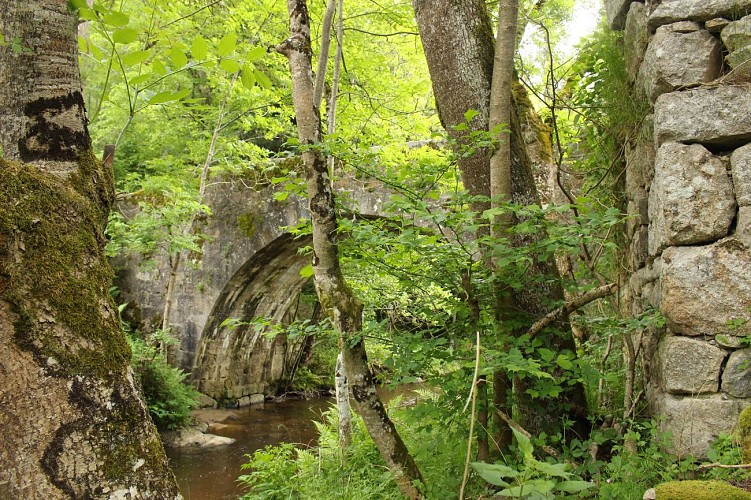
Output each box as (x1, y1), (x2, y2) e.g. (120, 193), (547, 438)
(254, 69), (272, 89)
(191, 35), (208, 60)
(112, 28), (139, 44)
(149, 88), (190, 105)
(217, 33), (237, 57)
(534, 461), (571, 479)
(170, 46), (188, 68)
(246, 45), (267, 61)
(120, 49), (151, 67)
(103, 10), (129, 27)
(555, 354), (574, 370)
(464, 108), (479, 122)
(241, 65), (256, 89)
(470, 462), (518, 487)
(151, 59), (167, 76)
(219, 58), (240, 73)
(68, 0), (88, 10)
(129, 73), (151, 86)
(299, 264), (314, 278)
(556, 480), (594, 493)
(512, 428), (534, 459)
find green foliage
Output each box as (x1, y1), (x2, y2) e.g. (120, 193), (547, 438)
(126, 328), (199, 430)
(472, 428), (594, 498)
(238, 409), (403, 499)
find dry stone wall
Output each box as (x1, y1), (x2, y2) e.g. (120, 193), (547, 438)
(610, 0), (751, 457)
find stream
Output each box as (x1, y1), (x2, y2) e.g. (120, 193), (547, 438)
(166, 397), (332, 499)
(166, 386), (419, 499)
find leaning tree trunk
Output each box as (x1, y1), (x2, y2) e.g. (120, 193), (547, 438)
(0, 2), (180, 497)
(275, 2), (423, 498)
(413, 0), (589, 438)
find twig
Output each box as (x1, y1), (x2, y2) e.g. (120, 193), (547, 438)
(460, 331), (481, 500)
(526, 283), (617, 338)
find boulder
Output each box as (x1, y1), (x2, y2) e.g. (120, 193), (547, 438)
(195, 392), (218, 409)
(649, 0), (751, 31)
(652, 392), (745, 457)
(721, 14), (751, 79)
(660, 239), (751, 336)
(636, 25), (722, 102)
(624, 2), (650, 78)
(648, 142), (735, 254)
(655, 85), (751, 147)
(732, 143), (751, 206)
(722, 349), (751, 397)
(738, 206), (751, 243)
(706, 17), (732, 33)
(161, 427), (236, 448)
(605, 0), (635, 30)
(657, 336), (726, 394)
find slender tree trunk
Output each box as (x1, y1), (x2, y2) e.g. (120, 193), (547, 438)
(488, 0), (520, 453)
(0, 2), (179, 497)
(276, 2), (423, 497)
(335, 352), (352, 450)
(413, 0), (589, 439)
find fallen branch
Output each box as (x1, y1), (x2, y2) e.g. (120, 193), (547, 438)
(527, 283), (617, 339)
(697, 463), (751, 470)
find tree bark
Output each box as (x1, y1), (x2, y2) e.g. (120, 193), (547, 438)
(276, 2), (423, 497)
(413, 0), (589, 439)
(0, 2), (180, 498)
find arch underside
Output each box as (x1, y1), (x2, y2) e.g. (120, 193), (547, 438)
(191, 232), (316, 401)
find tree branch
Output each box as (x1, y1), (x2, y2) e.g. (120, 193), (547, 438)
(527, 283), (617, 338)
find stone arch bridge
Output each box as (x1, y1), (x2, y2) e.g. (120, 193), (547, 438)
(116, 175), (393, 405)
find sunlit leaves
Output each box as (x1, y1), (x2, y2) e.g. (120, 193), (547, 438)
(103, 10), (129, 27)
(217, 32), (237, 56)
(191, 35), (209, 60)
(120, 49), (150, 67)
(113, 27), (139, 44)
(246, 46), (267, 61)
(218, 58), (239, 73)
(241, 65), (256, 89)
(169, 46), (188, 68)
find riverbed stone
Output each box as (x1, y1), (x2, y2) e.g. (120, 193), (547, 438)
(660, 240), (751, 336)
(624, 2), (650, 78)
(732, 143), (751, 206)
(655, 85), (751, 147)
(161, 428), (236, 448)
(721, 14), (751, 79)
(722, 349), (751, 397)
(648, 142), (735, 254)
(658, 336), (726, 394)
(195, 393), (218, 409)
(649, 0), (751, 31)
(652, 393), (745, 457)
(637, 25), (722, 102)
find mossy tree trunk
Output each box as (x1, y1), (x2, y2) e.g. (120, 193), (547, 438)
(275, 2), (423, 498)
(413, 0), (589, 440)
(0, 2), (180, 498)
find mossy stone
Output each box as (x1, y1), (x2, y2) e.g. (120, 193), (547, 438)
(655, 480), (751, 500)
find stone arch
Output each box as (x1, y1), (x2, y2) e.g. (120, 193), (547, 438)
(191, 231), (318, 402)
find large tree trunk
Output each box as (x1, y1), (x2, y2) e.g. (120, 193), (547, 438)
(277, 2), (423, 498)
(413, 0), (589, 438)
(0, 2), (180, 497)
